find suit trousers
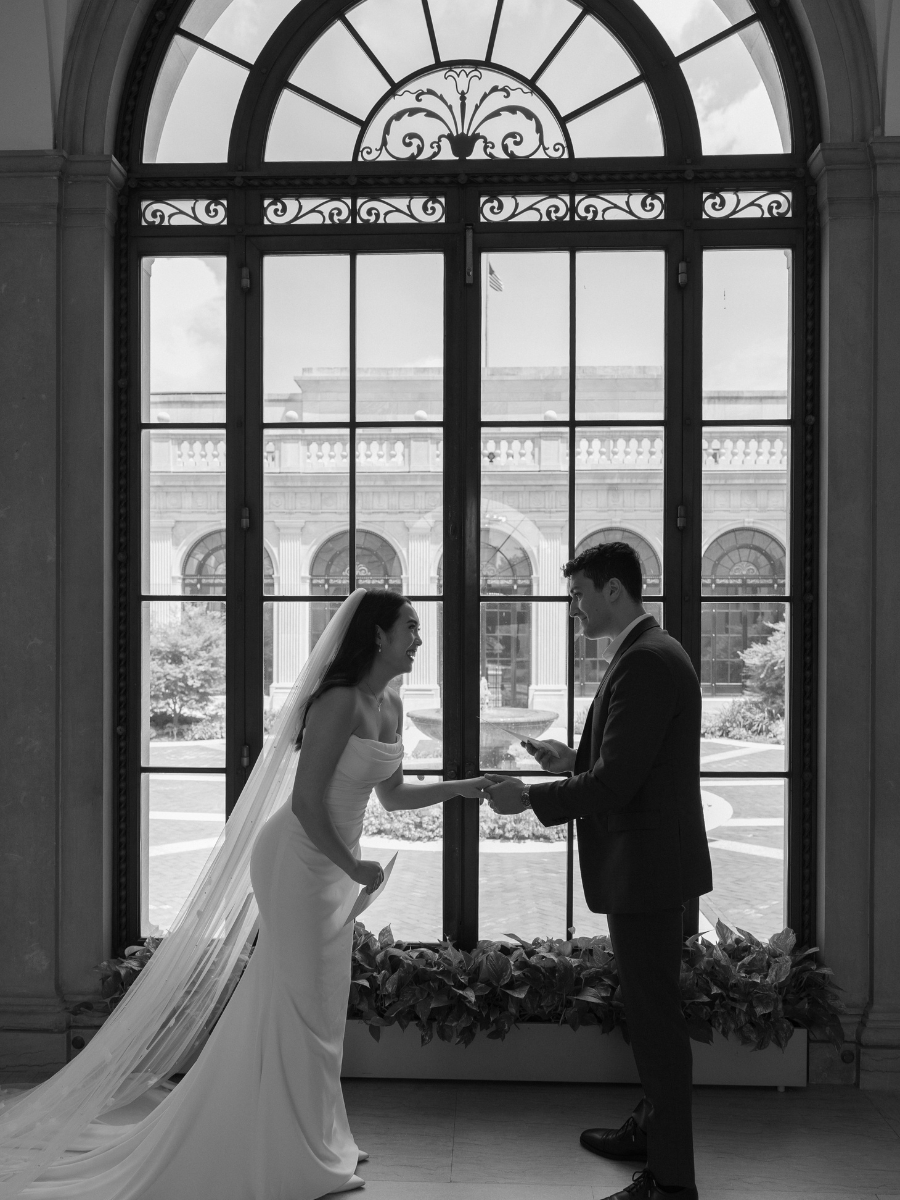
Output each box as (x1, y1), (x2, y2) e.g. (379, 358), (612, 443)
(607, 909), (695, 1187)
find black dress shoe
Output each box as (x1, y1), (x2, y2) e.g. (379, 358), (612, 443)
(598, 1168), (699, 1200)
(580, 1115), (648, 1161)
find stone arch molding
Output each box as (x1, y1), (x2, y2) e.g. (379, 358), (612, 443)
(57, 0), (879, 161)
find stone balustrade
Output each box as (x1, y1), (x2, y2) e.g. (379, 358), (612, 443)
(149, 432), (786, 474)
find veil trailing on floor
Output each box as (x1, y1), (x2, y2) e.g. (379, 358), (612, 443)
(0, 589), (367, 1197)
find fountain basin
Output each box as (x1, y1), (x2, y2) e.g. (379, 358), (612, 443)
(408, 707), (558, 750)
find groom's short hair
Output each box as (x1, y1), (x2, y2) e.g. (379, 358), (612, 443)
(564, 541), (643, 601)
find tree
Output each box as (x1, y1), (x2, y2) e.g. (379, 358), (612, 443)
(740, 619), (786, 718)
(149, 607), (225, 736)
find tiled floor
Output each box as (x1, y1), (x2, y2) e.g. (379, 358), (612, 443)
(341, 1080), (900, 1199)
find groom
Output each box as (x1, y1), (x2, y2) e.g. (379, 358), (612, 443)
(486, 542), (712, 1200)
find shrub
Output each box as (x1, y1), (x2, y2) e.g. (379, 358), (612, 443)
(740, 619), (786, 717)
(148, 608), (225, 737)
(702, 697), (784, 743)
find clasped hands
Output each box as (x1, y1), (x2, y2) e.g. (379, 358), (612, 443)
(478, 738), (577, 813)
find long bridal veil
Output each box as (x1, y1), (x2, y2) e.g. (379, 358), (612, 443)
(0, 589), (367, 1197)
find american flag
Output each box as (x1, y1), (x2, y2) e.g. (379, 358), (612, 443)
(488, 262), (503, 292)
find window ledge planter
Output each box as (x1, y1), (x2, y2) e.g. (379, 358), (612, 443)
(341, 921), (840, 1088)
(342, 1019), (809, 1087)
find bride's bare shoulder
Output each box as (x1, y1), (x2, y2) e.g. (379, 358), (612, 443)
(305, 686), (360, 728)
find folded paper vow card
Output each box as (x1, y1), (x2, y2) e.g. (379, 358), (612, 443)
(343, 852), (398, 927)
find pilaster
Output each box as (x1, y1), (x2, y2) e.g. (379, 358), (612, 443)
(0, 151), (67, 1072)
(809, 142), (875, 1061)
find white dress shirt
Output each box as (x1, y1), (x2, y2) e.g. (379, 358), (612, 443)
(600, 612), (650, 664)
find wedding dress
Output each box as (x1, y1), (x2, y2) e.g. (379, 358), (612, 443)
(19, 733), (403, 1200)
(0, 589), (397, 1200)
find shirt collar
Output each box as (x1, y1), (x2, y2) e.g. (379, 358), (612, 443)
(600, 613), (650, 663)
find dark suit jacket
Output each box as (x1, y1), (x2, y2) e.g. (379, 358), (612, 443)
(530, 615), (713, 914)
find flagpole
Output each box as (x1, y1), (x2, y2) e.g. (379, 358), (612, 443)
(483, 253), (489, 372)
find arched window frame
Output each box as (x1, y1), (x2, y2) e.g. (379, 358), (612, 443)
(118, 0), (820, 950)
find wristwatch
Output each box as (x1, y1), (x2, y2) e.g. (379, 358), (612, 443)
(520, 785), (532, 810)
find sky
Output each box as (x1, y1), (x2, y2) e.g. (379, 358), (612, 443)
(148, 248), (790, 399)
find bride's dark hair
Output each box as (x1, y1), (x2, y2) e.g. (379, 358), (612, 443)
(296, 588), (408, 747)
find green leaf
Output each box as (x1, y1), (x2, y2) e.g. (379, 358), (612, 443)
(378, 925), (394, 949)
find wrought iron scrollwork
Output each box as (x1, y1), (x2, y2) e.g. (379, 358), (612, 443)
(263, 197), (352, 225)
(358, 66), (568, 162)
(574, 192), (665, 220)
(263, 195), (445, 225)
(480, 192), (665, 223)
(480, 194), (570, 222)
(140, 198), (227, 226)
(702, 190), (792, 218)
(357, 195), (445, 224)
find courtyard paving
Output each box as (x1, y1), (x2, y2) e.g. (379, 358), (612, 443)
(145, 734), (786, 944)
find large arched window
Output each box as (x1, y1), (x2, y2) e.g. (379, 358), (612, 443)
(123, 0), (817, 948)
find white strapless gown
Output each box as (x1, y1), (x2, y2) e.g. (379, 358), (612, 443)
(27, 735), (403, 1200)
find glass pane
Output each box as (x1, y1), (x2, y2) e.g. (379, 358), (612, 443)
(574, 428), (665, 590)
(701, 778), (786, 941)
(574, 599), (664, 699)
(681, 24), (790, 155)
(701, 602), (788, 772)
(142, 774), (225, 935)
(576, 251), (664, 420)
(142, 601), (226, 768)
(480, 773), (569, 942)
(263, 426), (350, 600)
(182, 0), (298, 63)
(144, 257), (226, 424)
(290, 21), (388, 120)
(263, 600), (346, 724)
(538, 15), (639, 117)
(491, 0), (580, 79)
(346, 0), (435, 82)
(357, 254), (444, 420)
(703, 427), (789, 596)
(355, 426), (443, 592)
(143, 35), (248, 163)
(265, 89), (359, 161)
(631, 0), (752, 58)
(478, 602), (568, 770)
(399, 601), (443, 770)
(481, 252), (568, 421)
(566, 82), (663, 156)
(429, 0), (497, 61)
(703, 250), (791, 418)
(141, 430), (227, 596)
(264, 256), (350, 421)
(481, 432), (569, 595)
(359, 798), (442, 941)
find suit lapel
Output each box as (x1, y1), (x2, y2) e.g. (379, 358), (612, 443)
(574, 614), (659, 770)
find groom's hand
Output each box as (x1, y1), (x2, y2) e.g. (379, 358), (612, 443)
(523, 738), (576, 774)
(486, 777), (528, 814)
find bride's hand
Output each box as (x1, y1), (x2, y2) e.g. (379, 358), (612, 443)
(352, 859), (385, 894)
(453, 775), (496, 800)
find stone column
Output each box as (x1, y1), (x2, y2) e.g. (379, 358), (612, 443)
(402, 518), (440, 709)
(270, 521), (307, 710)
(810, 143), (878, 1083)
(529, 522), (567, 723)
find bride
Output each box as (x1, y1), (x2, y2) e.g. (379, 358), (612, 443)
(0, 590), (490, 1199)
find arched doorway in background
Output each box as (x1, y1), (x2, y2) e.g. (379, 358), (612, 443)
(701, 528), (786, 695)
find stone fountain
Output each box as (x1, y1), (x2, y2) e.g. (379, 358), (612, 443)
(407, 705), (558, 769)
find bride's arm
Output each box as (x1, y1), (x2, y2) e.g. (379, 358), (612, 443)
(375, 694), (491, 812)
(291, 688), (376, 883)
